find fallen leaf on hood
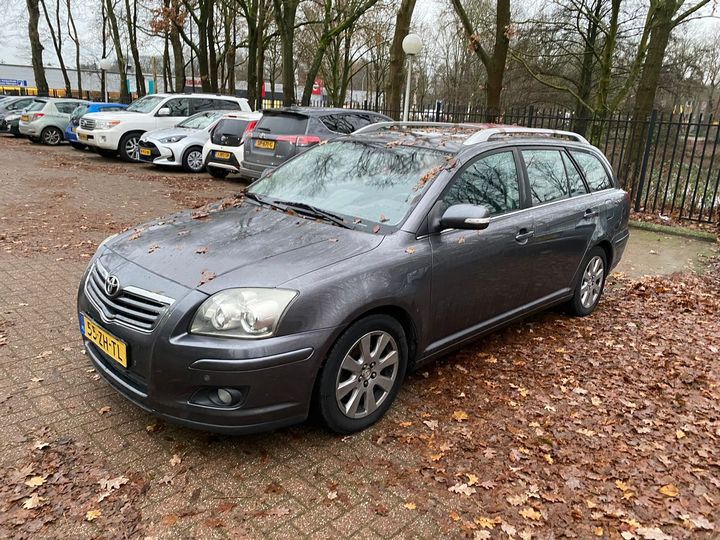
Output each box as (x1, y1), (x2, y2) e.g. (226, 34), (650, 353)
(198, 270), (216, 286)
(195, 246), (208, 254)
(148, 244), (160, 254)
(372, 224), (381, 234)
(405, 247), (416, 254)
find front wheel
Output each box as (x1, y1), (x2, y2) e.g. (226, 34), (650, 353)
(182, 146), (205, 173)
(566, 247), (607, 316)
(118, 132), (142, 162)
(208, 166), (229, 179)
(41, 126), (63, 146)
(316, 315), (407, 434)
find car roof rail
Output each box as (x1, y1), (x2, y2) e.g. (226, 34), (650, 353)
(464, 127), (588, 145)
(352, 121), (483, 135)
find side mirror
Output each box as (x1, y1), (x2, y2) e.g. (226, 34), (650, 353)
(157, 107), (171, 116)
(439, 204), (491, 230)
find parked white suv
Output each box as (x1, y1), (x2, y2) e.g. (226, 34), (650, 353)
(77, 93), (251, 162)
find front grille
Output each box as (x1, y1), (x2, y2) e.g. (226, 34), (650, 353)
(85, 262), (173, 332)
(80, 118), (96, 130)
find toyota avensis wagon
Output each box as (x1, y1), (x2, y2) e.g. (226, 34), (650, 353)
(77, 122), (630, 434)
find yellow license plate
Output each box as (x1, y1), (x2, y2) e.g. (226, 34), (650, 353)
(139, 148), (151, 156)
(21, 115), (28, 122)
(255, 139), (276, 150)
(78, 133), (88, 141)
(72, 127), (77, 133)
(214, 151), (231, 160)
(80, 313), (128, 368)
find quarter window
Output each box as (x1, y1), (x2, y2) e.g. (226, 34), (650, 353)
(443, 151), (520, 215)
(570, 151), (613, 191)
(562, 152), (588, 196)
(522, 149), (570, 205)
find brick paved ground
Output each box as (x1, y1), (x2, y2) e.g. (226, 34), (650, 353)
(1, 136), (717, 539)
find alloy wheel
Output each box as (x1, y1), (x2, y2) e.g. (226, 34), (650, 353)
(580, 255), (604, 309)
(335, 331), (399, 419)
(187, 150), (204, 171)
(44, 128), (61, 145)
(125, 136), (140, 161)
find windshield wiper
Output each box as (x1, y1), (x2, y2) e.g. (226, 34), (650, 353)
(278, 201), (355, 229)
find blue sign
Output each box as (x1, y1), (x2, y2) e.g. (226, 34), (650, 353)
(0, 79), (28, 87)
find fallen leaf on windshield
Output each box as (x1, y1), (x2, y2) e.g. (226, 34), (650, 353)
(148, 244), (160, 254)
(372, 225), (381, 234)
(195, 246), (208, 254)
(379, 214), (389, 222)
(328, 238), (338, 243)
(405, 247), (416, 254)
(199, 270), (216, 286)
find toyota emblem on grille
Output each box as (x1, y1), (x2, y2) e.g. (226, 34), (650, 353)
(104, 275), (120, 297)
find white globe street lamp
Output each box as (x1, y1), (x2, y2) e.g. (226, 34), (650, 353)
(402, 33), (423, 122)
(99, 56), (114, 102)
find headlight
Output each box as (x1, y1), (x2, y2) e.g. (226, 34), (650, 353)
(95, 120), (122, 129)
(159, 135), (187, 143)
(190, 288), (297, 339)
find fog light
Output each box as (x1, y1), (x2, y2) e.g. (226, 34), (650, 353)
(217, 388), (233, 405)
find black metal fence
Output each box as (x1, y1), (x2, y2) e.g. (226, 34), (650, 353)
(330, 101), (720, 224)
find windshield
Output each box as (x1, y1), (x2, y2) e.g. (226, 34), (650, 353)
(178, 111), (221, 129)
(127, 95), (164, 113)
(26, 100), (47, 112)
(249, 140), (448, 226)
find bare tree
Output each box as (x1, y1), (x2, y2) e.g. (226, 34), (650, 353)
(272, 0), (301, 105)
(40, 0), (73, 95)
(124, 0), (146, 96)
(105, 0), (131, 102)
(386, 0), (416, 117)
(26, 0), (49, 96)
(65, 0), (82, 96)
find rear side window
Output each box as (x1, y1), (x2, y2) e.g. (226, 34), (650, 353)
(522, 149), (570, 205)
(220, 99), (241, 110)
(162, 98), (190, 116)
(320, 113), (375, 134)
(254, 114), (307, 135)
(570, 151), (613, 191)
(562, 152), (588, 196)
(12, 99), (34, 110)
(56, 102), (80, 114)
(211, 118), (251, 145)
(26, 100), (47, 112)
(443, 151), (520, 215)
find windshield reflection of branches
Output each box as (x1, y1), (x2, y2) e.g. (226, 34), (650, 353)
(443, 153), (519, 214)
(525, 151), (569, 203)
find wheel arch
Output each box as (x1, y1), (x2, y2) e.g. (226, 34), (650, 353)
(595, 239), (613, 268)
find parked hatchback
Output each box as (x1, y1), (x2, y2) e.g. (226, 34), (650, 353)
(19, 98), (88, 145)
(65, 102), (128, 150)
(203, 111), (262, 178)
(77, 123), (629, 435)
(238, 107), (390, 180)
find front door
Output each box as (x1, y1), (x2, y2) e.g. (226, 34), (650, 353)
(428, 149), (536, 350)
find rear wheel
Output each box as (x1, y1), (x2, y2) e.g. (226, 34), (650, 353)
(118, 131), (143, 162)
(182, 146), (205, 173)
(316, 315), (407, 434)
(208, 166), (229, 179)
(566, 247), (607, 316)
(41, 126), (63, 146)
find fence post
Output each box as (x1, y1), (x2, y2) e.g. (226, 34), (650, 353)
(526, 105), (535, 128)
(634, 109), (658, 212)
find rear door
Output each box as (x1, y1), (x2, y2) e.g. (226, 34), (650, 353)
(428, 149), (536, 346)
(519, 147), (598, 301)
(244, 112), (311, 168)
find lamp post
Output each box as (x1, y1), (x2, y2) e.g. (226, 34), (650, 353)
(99, 56), (114, 102)
(402, 33), (422, 122)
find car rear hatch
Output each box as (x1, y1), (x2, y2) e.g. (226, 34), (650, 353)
(243, 111), (318, 168)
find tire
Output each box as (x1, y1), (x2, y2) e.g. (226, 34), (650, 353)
(208, 166), (229, 179)
(316, 314), (408, 434)
(566, 246), (608, 316)
(182, 146), (205, 173)
(97, 148), (117, 158)
(41, 126), (63, 146)
(70, 142), (86, 150)
(118, 131), (143, 162)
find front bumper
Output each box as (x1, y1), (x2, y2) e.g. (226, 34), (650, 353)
(138, 139), (181, 166)
(76, 128), (120, 150)
(76, 254), (335, 434)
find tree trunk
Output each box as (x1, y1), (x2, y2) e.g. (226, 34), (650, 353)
(227, 16), (236, 95)
(40, 0), (72, 96)
(169, 0), (184, 92)
(207, 2), (218, 91)
(105, 0), (130, 102)
(272, 0), (300, 106)
(386, 0), (416, 118)
(66, 0), (83, 96)
(247, 24), (258, 107)
(26, 0), (49, 96)
(125, 0), (146, 96)
(572, 0), (601, 137)
(589, 0), (621, 142)
(163, 33), (172, 92)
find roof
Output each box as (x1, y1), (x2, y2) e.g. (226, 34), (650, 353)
(153, 92), (249, 101)
(262, 106), (386, 117)
(350, 121), (589, 152)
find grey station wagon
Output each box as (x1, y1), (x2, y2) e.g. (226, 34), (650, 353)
(77, 122), (630, 434)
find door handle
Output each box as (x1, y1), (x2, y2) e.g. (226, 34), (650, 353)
(583, 208), (599, 219)
(515, 228), (534, 243)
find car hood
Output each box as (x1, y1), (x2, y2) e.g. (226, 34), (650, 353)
(105, 201), (383, 293)
(83, 110), (135, 120)
(141, 127), (203, 141)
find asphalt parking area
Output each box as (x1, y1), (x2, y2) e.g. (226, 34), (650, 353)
(1, 136), (718, 539)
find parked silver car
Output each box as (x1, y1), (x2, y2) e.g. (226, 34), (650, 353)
(137, 110), (231, 172)
(19, 97), (88, 145)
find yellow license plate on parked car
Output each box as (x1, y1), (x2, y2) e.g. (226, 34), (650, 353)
(80, 313), (128, 368)
(255, 139), (275, 150)
(139, 148), (151, 156)
(214, 151), (231, 160)
(78, 133), (88, 141)
(72, 127), (77, 133)
(21, 115), (28, 122)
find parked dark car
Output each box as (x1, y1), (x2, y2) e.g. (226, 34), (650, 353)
(0, 97), (46, 136)
(77, 123), (630, 435)
(237, 107), (391, 180)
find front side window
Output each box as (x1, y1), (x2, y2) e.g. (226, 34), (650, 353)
(522, 149), (570, 205)
(249, 140), (448, 226)
(570, 151), (613, 191)
(162, 98), (190, 116)
(127, 95), (164, 113)
(442, 151), (520, 215)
